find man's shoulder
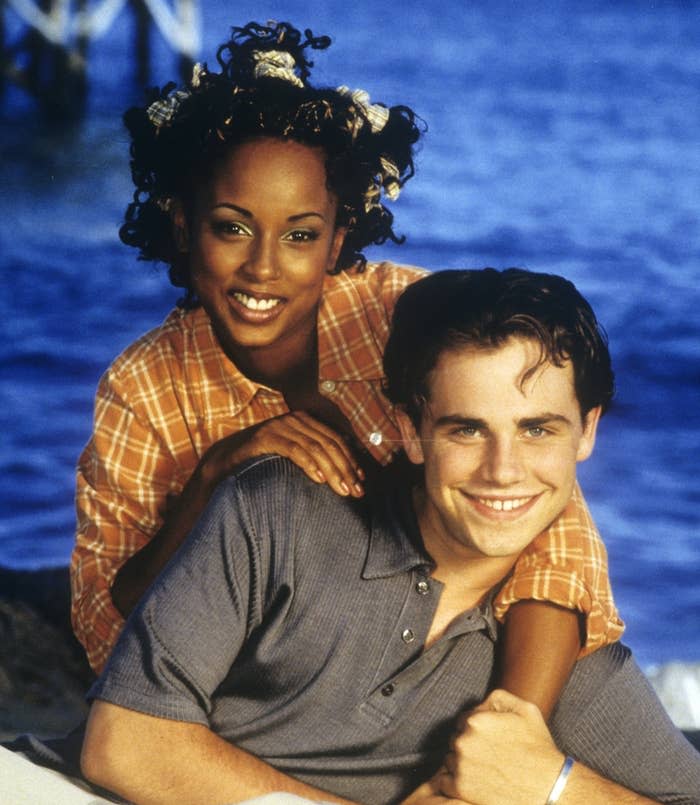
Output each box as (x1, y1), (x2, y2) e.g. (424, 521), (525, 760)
(217, 455), (371, 525)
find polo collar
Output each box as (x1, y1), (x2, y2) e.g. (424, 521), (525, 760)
(362, 472), (434, 580)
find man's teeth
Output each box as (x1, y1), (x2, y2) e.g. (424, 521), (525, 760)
(233, 292), (281, 311)
(478, 497), (532, 512)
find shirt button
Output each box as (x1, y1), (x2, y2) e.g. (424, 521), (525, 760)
(401, 628), (415, 644)
(381, 683), (395, 697)
(369, 431), (383, 446)
(415, 580), (430, 595)
(320, 380), (336, 393)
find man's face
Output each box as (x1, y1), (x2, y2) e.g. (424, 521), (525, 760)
(397, 337), (601, 563)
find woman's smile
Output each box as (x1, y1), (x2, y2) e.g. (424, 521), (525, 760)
(179, 137), (346, 373)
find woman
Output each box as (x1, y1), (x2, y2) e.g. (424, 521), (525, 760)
(72, 21), (622, 715)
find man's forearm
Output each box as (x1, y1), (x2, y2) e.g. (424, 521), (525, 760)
(81, 701), (356, 805)
(559, 761), (659, 804)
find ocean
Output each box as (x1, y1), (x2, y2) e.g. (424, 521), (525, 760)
(1, 0), (698, 673)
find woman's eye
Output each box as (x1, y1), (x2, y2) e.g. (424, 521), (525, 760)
(285, 229), (319, 243)
(212, 220), (250, 236)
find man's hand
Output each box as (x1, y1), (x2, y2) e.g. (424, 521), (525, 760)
(437, 689), (564, 805)
(199, 412), (364, 498)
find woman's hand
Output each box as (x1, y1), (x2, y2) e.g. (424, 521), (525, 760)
(437, 689), (564, 805)
(199, 412), (365, 498)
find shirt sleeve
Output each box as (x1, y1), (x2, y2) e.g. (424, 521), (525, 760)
(492, 481), (624, 657)
(88, 472), (264, 724)
(551, 642), (700, 803)
(71, 364), (181, 674)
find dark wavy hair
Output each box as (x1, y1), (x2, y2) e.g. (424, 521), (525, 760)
(383, 268), (615, 424)
(119, 21), (424, 307)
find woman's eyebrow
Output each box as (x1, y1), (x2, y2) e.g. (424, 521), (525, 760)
(213, 202), (252, 217)
(288, 211), (327, 222)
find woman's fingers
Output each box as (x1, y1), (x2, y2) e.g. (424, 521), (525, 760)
(205, 412), (365, 497)
(259, 412), (364, 496)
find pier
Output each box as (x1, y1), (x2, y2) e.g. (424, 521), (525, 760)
(0, 0), (200, 118)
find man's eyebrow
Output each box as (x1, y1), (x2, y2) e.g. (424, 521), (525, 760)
(519, 413), (574, 428)
(433, 415), (489, 430)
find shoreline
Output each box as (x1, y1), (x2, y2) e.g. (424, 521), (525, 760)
(1, 565), (698, 752)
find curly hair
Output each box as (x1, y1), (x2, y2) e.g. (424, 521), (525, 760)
(119, 21), (424, 307)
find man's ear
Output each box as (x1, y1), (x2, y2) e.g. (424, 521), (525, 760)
(576, 405), (602, 463)
(395, 407), (425, 465)
(172, 201), (189, 253)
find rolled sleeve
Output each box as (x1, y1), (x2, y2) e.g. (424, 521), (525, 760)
(493, 482), (624, 657)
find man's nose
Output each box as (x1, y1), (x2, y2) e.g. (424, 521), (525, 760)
(481, 437), (526, 486)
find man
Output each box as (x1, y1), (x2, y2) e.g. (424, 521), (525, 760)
(80, 269), (700, 804)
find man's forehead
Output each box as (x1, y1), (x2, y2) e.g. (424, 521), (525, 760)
(426, 338), (577, 408)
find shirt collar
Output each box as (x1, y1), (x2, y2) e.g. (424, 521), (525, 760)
(362, 466), (434, 579)
(317, 270), (386, 382)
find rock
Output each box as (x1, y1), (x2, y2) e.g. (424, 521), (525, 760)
(0, 566), (94, 741)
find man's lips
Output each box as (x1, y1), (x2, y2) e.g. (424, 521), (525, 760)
(465, 492), (542, 518)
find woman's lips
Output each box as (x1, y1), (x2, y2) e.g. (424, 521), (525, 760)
(228, 290), (286, 323)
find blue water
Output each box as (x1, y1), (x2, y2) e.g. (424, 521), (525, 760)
(1, 0), (699, 669)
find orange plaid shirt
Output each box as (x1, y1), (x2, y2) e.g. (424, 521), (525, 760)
(72, 261), (623, 674)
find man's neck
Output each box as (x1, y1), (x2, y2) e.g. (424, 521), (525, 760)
(411, 486), (519, 600)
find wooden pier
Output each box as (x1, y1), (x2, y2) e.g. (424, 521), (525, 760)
(0, 0), (200, 118)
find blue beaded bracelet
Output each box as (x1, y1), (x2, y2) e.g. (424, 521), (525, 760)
(545, 756), (575, 804)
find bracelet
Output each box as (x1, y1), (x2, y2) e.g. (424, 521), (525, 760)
(545, 755), (575, 804)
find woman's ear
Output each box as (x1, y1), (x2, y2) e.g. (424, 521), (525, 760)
(171, 201), (189, 253)
(395, 407), (425, 465)
(328, 226), (347, 271)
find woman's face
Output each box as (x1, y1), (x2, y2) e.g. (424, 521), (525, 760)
(179, 138), (346, 366)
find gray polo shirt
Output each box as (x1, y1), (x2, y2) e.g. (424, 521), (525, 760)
(90, 456), (700, 804)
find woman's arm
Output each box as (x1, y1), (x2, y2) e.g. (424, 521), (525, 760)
(491, 483), (624, 717)
(73, 365), (363, 673)
(496, 600), (583, 719)
(111, 411), (364, 618)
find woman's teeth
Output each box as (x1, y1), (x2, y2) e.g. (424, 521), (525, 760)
(233, 292), (282, 311)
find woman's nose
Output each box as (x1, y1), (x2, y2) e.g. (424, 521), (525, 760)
(241, 235), (280, 282)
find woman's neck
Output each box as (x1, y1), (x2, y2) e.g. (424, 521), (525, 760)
(228, 329), (319, 396)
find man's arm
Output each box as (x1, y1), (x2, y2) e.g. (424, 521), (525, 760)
(81, 701), (463, 805)
(81, 701), (356, 805)
(437, 689), (660, 804)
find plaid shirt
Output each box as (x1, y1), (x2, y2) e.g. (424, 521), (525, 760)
(72, 261), (622, 674)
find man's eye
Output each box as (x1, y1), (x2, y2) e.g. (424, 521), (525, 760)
(526, 427), (547, 438)
(457, 426), (481, 439)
